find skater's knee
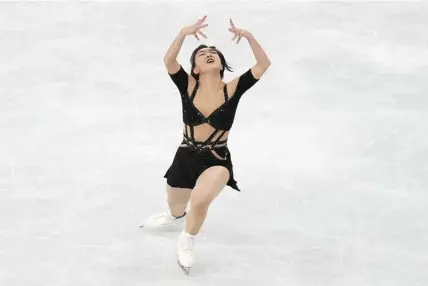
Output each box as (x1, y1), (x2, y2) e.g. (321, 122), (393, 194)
(167, 185), (192, 204)
(168, 201), (187, 209)
(190, 184), (224, 210)
(168, 201), (187, 216)
(189, 193), (214, 211)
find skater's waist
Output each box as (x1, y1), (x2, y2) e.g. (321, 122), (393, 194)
(180, 137), (228, 151)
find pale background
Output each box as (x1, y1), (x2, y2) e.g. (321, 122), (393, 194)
(0, 1), (427, 285)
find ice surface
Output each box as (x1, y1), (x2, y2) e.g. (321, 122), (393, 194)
(1, 1), (427, 285)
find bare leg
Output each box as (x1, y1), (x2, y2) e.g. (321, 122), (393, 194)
(167, 184), (192, 217)
(141, 185), (191, 230)
(176, 166), (230, 273)
(184, 166), (230, 235)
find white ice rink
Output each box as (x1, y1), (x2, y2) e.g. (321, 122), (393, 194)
(1, 1), (427, 285)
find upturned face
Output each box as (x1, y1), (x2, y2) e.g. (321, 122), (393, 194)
(192, 48), (223, 76)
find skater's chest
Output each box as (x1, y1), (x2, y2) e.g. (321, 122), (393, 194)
(182, 94), (239, 131)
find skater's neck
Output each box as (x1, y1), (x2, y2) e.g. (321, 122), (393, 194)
(198, 72), (222, 91)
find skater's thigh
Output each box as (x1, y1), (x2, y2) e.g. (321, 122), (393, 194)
(167, 184), (192, 204)
(191, 166), (230, 206)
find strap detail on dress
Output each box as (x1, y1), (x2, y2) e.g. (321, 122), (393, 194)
(182, 128), (227, 150)
(223, 84), (228, 101)
(210, 130), (227, 147)
(190, 81), (199, 101)
(189, 125), (195, 144)
(181, 81), (229, 151)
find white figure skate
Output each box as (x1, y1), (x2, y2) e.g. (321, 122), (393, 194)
(140, 211), (185, 231)
(177, 231), (195, 275)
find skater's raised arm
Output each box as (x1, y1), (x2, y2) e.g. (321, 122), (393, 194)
(228, 19), (271, 80)
(164, 16), (209, 74)
(226, 19), (270, 97)
(163, 32), (187, 74)
(245, 32), (271, 79)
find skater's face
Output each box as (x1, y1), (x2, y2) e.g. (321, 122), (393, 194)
(192, 48), (223, 76)
(190, 45), (233, 80)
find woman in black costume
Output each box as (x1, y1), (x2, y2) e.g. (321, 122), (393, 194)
(142, 15), (271, 274)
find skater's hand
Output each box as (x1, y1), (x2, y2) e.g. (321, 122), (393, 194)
(228, 18), (252, 44)
(181, 15), (208, 40)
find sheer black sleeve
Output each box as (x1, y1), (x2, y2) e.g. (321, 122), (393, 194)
(168, 65), (188, 95)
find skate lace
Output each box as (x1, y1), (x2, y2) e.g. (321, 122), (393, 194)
(181, 236), (195, 251)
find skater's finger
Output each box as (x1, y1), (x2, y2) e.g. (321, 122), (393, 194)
(230, 18), (236, 29)
(197, 15), (207, 24)
(194, 33), (200, 41)
(237, 35), (242, 44)
(198, 30), (208, 39)
(229, 28), (238, 39)
(196, 15), (205, 24)
(197, 23), (209, 29)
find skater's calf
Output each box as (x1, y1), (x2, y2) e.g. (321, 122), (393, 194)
(186, 165), (230, 235)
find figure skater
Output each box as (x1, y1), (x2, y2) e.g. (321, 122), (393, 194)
(141, 15), (271, 274)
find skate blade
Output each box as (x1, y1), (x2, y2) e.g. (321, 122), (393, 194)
(178, 260), (190, 275)
(139, 224), (183, 232)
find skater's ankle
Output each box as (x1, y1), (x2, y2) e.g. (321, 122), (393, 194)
(183, 229), (197, 237)
(173, 211), (186, 219)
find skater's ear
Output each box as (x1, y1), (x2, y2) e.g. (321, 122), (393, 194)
(192, 66), (200, 77)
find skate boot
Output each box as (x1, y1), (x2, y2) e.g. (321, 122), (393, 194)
(140, 211), (186, 231)
(177, 230), (196, 275)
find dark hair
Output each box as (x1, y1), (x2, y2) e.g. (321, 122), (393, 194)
(190, 44), (233, 80)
